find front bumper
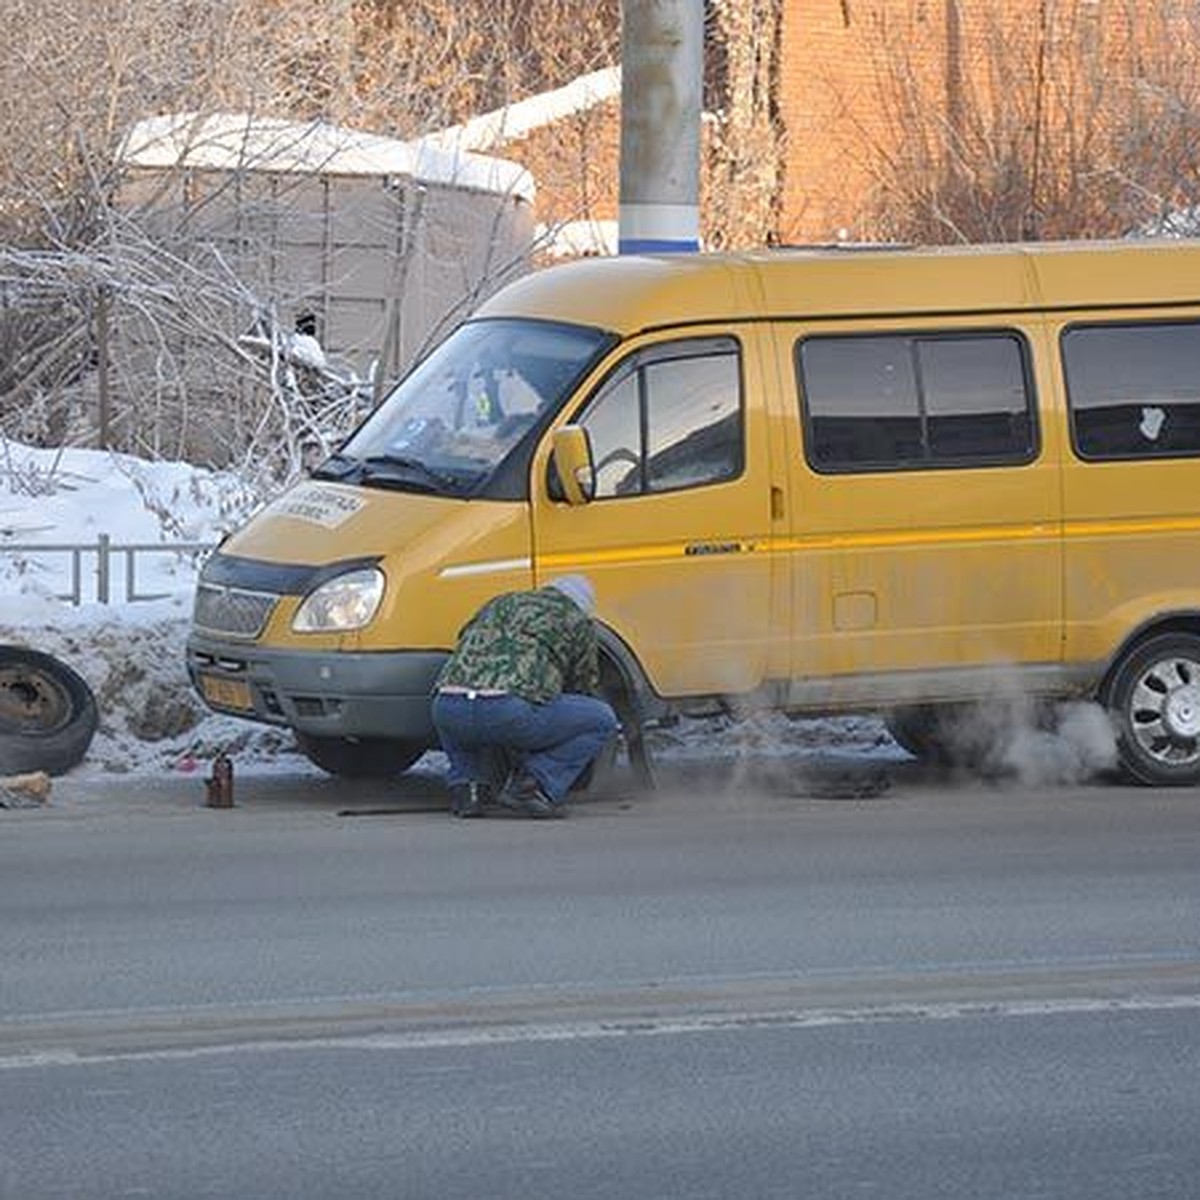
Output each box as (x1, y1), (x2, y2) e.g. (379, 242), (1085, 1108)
(186, 630), (448, 743)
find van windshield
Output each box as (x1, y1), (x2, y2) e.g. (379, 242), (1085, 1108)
(320, 318), (610, 496)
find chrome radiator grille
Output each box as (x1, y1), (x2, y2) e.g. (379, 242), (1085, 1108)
(192, 583), (278, 638)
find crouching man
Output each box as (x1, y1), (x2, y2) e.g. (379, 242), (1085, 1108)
(431, 575), (618, 819)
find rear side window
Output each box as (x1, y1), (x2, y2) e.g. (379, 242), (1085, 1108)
(796, 332), (1036, 473)
(1062, 321), (1200, 460)
(578, 337), (743, 499)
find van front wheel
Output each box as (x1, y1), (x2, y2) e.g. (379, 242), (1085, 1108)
(1105, 632), (1200, 787)
(295, 733), (424, 778)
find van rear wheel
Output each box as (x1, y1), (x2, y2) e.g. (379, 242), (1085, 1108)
(883, 705), (943, 761)
(1105, 632), (1200, 787)
(884, 704), (993, 768)
(295, 733), (424, 778)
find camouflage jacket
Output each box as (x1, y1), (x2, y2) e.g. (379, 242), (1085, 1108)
(436, 587), (600, 703)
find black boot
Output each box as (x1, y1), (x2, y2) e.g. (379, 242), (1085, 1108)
(449, 781), (487, 818)
(496, 774), (563, 819)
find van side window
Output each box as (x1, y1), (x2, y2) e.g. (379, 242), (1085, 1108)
(1062, 321), (1200, 460)
(796, 332), (1036, 472)
(580, 337), (743, 498)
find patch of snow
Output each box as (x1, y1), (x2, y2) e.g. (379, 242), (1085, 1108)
(284, 331), (328, 371)
(539, 219), (618, 258)
(119, 112), (535, 203)
(1129, 207), (1200, 239)
(423, 67), (620, 153)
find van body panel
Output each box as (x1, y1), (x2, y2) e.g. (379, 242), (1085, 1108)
(758, 240), (1200, 317)
(366, 501), (531, 650)
(782, 469), (1063, 681)
(212, 485), (531, 650)
(534, 491), (773, 696)
(785, 662), (1092, 711)
(1062, 503), (1200, 663)
(775, 316), (1063, 686)
(1027, 241), (1200, 309)
(185, 634), (445, 739)
(225, 481), (450, 562)
(187, 492), (531, 729)
(754, 249), (1040, 321)
(473, 241), (1200, 338)
(472, 254), (753, 335)
(530, 325), (779, 697)
(1046, 307), (1200, 666)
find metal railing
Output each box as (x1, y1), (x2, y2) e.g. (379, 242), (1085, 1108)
(0, 535), (214, 606)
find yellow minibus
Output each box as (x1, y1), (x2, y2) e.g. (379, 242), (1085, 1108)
(187, 240), (1200, 787)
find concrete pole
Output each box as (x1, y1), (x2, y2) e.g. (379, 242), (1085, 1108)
(618, 0), (703, 253)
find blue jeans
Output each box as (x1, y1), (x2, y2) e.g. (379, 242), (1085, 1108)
(431, 691), (619, 803)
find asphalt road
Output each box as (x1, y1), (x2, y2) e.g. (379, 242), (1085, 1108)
(2, 757), (1199, 1198)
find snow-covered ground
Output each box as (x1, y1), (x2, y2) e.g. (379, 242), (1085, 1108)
(0, 439), (904, 782)
(0, 441), (304, 777)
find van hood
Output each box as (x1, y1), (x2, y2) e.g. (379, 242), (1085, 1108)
(221, 481), (460, 563)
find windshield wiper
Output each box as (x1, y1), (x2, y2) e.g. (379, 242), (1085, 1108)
(358, 454), (465, 494)
(310, 451), (469, 494)
(309, 451), (359, 481)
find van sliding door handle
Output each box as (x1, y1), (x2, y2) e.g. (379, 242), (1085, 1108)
(771, 486), (785, 521)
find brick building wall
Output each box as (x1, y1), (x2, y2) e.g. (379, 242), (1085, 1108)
(482, 1), (1200, 251)
(775, 0), (1198, 244)
(777, 0), (1042, 243)
(501, 99), (622, 236)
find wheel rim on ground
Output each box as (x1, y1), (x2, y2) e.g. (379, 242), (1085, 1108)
(0, 663), (74, 734)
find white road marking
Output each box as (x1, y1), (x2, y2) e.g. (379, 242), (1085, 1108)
(2, 991), (1199, 1072)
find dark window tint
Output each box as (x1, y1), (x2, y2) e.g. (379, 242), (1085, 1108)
(797, 332), (1035, 472)
(580, 338), (742, 499)
(1063, 322), (1200, 460)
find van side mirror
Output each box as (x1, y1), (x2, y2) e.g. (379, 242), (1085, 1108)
(549, 425), (596, 505)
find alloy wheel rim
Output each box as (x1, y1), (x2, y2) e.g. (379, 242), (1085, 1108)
(1129, 655), (1200, 767)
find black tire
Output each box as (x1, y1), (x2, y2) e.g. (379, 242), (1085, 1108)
(1104, 631), (1200, 787)
(295, 733), (424, 778)
(603, 662), (658, 792)
(621, 706), (658, 790)
(883, 703), (996, 769)
(568, 664), (658, 797)
(883, 705), (943, 760)
(0, 646), (99, 776)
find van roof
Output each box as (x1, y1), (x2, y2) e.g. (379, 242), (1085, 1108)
(473, 239), (1200, 335)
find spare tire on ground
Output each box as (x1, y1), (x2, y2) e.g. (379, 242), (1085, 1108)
(0, 646), (99, 776)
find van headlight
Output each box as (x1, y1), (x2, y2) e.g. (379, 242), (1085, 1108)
(292, 567), (385, 632)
